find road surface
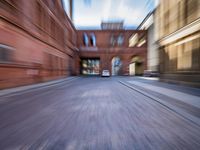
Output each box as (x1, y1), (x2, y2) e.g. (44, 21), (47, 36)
(0, 77), (200, 150)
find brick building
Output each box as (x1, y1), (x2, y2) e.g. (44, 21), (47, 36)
(0, 0), (147, 89)
(0, 0), (77, 89)
(77, 28), (147, 76)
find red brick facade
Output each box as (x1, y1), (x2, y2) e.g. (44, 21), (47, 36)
(0, 0), (77, 89)
(77, 30), (147, 75)
(0, 0), (147, 89)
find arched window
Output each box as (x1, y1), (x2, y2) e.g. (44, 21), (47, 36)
(110, 34), (116, 46)
(83, 33), (89, 46)
(117, 34), (124, 46)
(90, 33), (96, 46)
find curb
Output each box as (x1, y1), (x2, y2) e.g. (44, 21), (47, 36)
(0, 77), (79, 97)
(118, 80), (200, 127)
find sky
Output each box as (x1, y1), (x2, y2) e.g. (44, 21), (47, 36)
(63, 0), (159, 29)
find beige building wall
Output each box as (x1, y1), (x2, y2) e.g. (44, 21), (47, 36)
(155, 0), (200, 87)
(147, 23), (159, 71)
(138, 12), (159, 72)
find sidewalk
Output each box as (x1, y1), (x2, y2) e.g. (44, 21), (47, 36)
(128, 80), (200, 109)
(127, 76), (200, 96)
(119, 77), (200, 126)
(0, 77), (78, 97)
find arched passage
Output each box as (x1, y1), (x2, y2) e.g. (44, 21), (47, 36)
(129, 56), (144, 76)
(111, 57), (122, 76)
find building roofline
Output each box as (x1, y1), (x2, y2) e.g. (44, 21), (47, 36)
(137, 9), (155, 30)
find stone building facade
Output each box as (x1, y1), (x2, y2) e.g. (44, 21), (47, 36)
(155, 0), (200, 87)
(138, 11), (159, 72)
(0, 0), (77, 89)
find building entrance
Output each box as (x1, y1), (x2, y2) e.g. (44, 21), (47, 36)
(111, 57), (122, 75)
(81, 58), (100, 75)
(129, 56), (144, 75)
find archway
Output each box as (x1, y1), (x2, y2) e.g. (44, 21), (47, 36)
(111, 57), (122, 76)
(129, 56), (144, 76)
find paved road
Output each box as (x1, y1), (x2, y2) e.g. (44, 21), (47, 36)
(0, 77), (200, 150)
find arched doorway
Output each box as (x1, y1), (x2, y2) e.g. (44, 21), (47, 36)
(111, 57), (122, 76)
(129, 56), (144, 76)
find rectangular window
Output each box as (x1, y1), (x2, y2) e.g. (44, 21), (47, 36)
(50, 18), (56, 38)
(0, 44), (14, 62)
(81, 58), (100, 75)
(37, 2), (42, 26)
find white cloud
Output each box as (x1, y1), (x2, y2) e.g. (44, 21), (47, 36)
(102, 0), (112, 20)
(72, 0), (156, 28)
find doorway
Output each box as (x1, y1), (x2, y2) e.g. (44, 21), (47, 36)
(129, 56), (144, 75)
(81, 58), (100, 75)
(111, 57), (122, 76)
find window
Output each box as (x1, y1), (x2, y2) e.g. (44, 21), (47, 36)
(110, 34), (124, 47)
(186, 0), (199, 24)
(83, 33), (89, 46)
(90, 33), (96, 46)
(37, 2), (42, 27)
(81, 58), (100, 75)
(129, 33), (138, 47)
(36, 1), (48, 32)
(117, 34), (124, 46)
(0, 44), (14, 62)
(110, 34), (116, 46)
(50, 18), (56, 38)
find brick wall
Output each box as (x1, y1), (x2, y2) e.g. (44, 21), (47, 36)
(77, 30), (147, 75)
(0, 0), (77, 89)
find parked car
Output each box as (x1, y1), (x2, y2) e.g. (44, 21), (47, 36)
(101, 70), (110, 77)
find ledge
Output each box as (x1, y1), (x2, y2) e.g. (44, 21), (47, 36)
(159, 18), (200, 45)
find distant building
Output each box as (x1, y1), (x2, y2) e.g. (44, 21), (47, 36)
(155, 0), (200, 87)
(0, 0), (77, 89)
(77, 29), (147, 76)
(128, 30), (148, 75)
(0, 0), (148, 89)
(101, 21), (124, 30)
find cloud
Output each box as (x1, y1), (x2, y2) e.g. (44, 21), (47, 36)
(72, 0), (156, 28)
(102, 0), (112, 20)
(84, 0), (92, 7)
